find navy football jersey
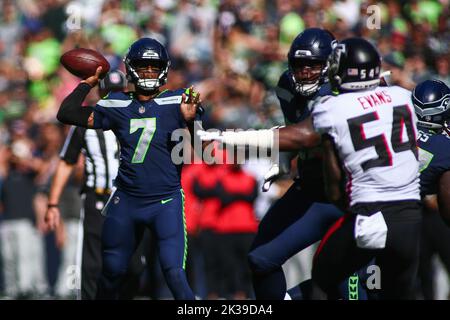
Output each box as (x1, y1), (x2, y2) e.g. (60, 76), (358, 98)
(275, 70), (312, 125)
(418, 127), (450, 196)
(275, 70), (332, 199)
(92, 88), (188, 199)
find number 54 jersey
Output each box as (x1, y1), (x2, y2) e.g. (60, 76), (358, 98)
(92, 89), (188, 200)
(311, 85), (421, 206)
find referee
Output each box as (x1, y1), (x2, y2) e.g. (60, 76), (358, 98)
(45, 71), (145, 299)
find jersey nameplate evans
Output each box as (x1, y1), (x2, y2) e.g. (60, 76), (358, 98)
(312, 85), (420, 206)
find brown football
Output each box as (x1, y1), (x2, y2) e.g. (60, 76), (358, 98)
(60, 48), (110, 79)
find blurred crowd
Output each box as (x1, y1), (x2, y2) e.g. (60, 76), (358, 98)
(0, 0), (449, 299)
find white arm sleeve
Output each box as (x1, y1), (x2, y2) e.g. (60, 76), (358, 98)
(221, 129), (275, 149)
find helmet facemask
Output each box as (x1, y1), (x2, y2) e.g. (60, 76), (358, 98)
(327, 40), (381, 92)
(327, 42), (346, 91)
(125, 58), (170, 92)
(443, 121), (450, 137)
(289, 58), (327, 96)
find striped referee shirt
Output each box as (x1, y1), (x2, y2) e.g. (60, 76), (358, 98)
(60, 126), (119, 194)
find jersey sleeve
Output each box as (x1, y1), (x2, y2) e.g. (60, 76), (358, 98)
(178, 89), (187, 128)
(93, 102), (113, 130)
(392, 86), (419, 133)
(92, 93), (132, 130)
(275, 72), (297, 125)
(419, 135), (450, 195)
(59, 126), (85, 164)
(311, 97), (338, 143)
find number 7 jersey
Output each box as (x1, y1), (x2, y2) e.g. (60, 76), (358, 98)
(92, 89), (188, 199)
(311, 85), (421, 206)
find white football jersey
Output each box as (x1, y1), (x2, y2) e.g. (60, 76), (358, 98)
(312, 85), (420, 206)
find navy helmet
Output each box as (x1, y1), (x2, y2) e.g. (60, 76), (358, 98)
(413, 79), (450, 134)
(123, 38), (170, 91)
(328, 37), (381, 92)
(287, 28), (335, 96)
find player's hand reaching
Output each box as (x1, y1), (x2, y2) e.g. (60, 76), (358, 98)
(181, 86), (201, 122)
(81, 66), (103, 88)
(262, 164), (281, 192)
(262, 152), (292, 192)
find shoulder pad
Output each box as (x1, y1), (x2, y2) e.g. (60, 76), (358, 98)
(276, 71), (296, 101)
(156, 89), (176, 97)
(308, 94), (333, 112)
(97, 92), (132, 108)
(147, 88), (183, 105)
(277, 70), (297, 93)
(153, 95), (183, 105)
(102, 91), (130, 101)
(316, 83), (336, 97)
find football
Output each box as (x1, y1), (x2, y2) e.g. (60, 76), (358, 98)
(60, 48), (110, 79)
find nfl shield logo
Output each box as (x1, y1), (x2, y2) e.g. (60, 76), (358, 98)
(139, 106), (145, 114)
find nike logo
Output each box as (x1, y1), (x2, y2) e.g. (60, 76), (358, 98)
(161, 198), (173, 204)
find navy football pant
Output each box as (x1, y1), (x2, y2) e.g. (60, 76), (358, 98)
(96, 189), (194, 300)
(248, 181), (344, 299)
(312, 201), (422, 300)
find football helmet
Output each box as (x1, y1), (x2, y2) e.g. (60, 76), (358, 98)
(328, 37), (381, 92)
(123, 38), (170, 91)
(287, 28), (335, 96)
(413, 79), (450, 134)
